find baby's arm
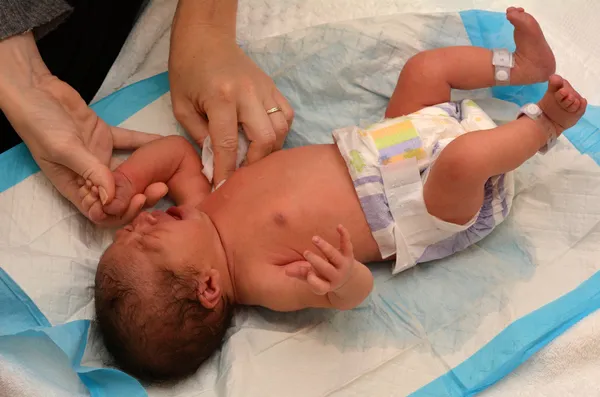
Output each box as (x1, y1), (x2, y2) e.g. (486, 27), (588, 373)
(104, 135), (211, 216)
(257, 225), (374, 311)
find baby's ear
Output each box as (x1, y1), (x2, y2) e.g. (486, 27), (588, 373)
(197, 269), (222, 309)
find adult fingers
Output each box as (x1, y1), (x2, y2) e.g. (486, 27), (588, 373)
(239, 98), (276, 164)
(264, 100), (289, 152)
(205, 100), (239, 186)
(172, 99), (210, 147)
(111, 127), (162, 150)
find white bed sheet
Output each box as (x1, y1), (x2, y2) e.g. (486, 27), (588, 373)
(1, 2), (600, 396)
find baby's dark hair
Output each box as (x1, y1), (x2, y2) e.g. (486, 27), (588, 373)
(94, 255), (234, 382)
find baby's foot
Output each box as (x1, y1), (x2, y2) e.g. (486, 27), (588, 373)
(537, 75), (587, 138)
(507, 7), (556, 83)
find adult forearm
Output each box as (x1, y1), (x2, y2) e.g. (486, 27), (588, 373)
(172, 0), (237, 40)
(0, 32), (50, 112)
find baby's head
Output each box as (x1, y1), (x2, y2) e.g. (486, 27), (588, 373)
(94, 207), (234, 381)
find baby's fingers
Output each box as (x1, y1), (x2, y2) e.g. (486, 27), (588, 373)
(286, 261), (330, 295)
(306, 272), (331, 295)
(304, 250), (338, 281)
(144, 183), (169, 208)
(285, 261), (312, 280)
(117, 194), (147, 224)
(312, 235), (345, 268)
(337, 224), (353, 258)
(90, 194), (146, 227)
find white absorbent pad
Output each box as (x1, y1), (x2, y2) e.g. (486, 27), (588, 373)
(2, 8), (600, 397)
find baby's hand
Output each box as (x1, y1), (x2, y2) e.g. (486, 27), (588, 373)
(102, 171), (168, 216)
(77, 171), (168, 227)
(286, 225), (356, 295)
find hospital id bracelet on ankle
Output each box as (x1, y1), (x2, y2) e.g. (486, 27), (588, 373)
(492, 48), (514, 86)
(517, 103), (557, 154)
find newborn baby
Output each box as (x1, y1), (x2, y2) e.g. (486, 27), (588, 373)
(89, 8), (586, 382)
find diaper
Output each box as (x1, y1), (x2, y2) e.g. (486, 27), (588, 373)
(334, 100), (515, 274)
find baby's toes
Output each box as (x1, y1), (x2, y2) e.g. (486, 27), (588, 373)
(555, 88), (567, 103)
(561, 94), (575, 109)
(561, 79), (575, 94)
(567, 98), (581, 112)
(548, 74), (564, 92)
(576, 98), (588, 115)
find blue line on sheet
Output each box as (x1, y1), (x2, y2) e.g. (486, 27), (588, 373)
(0, 267), (50, 332)
(0, 72), (171, 194)
(0, 72), (170, 393)
(411, 270), (600, 396)
(79, 366), (148, 397)
(0, 267), (148, 396)
(90, 71), (170, 126)
(0, 144), (40, 194)
(563, 106), (600, 165)
(407, 10), (600, 396)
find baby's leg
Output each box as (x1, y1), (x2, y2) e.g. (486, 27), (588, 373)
(424, 75), (587, 225)
(386, 8), (555, 117)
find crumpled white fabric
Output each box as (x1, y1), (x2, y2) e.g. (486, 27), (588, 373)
(201, 130), (250, 188)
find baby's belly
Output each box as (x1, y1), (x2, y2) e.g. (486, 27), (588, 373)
(205, 145), (383, 265)
(246, 202), (382, 267)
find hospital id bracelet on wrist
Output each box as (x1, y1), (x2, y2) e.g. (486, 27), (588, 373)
(517, 103), (557, 154)
(492, 48), (514, 86)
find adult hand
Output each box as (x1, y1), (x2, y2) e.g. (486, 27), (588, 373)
(0, 33), (160, 226)
(5, 75), (160, 226)
(170, 5), (294, 186)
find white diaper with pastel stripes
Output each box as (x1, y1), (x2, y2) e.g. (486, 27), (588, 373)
(334, 100), (515, 274)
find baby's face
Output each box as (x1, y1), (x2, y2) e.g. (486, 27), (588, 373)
(106, 206), (218, 274)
